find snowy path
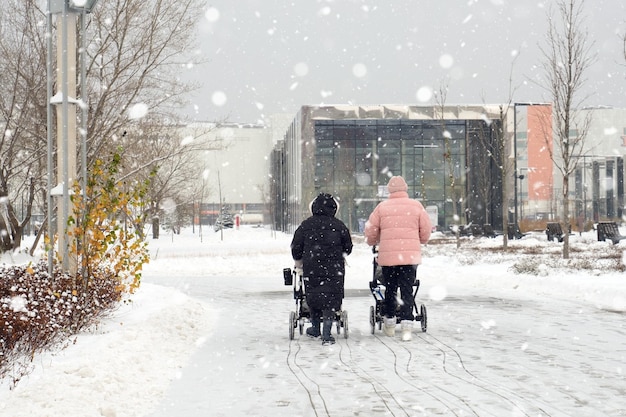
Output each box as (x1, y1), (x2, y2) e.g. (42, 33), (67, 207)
(145, 239), (626, 417)
(1, 228), (625, 416)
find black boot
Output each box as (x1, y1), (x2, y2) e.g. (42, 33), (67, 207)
(306, 316), (321, 338)
(321, 319), (335, 345)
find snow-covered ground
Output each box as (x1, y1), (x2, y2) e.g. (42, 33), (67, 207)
(1, 226), (625, 416)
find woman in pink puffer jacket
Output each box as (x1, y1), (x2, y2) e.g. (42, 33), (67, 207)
(364, 175), (431, 341)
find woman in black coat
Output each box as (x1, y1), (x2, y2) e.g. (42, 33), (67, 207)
(291, 193), (353, 345)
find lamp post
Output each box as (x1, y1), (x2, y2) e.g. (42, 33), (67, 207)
(517, 171), (525, 220)
(47, 0), (99, 274)
(513, 103), (520, 229)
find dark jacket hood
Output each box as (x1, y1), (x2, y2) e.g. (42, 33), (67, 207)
(310, 193), (337, 217)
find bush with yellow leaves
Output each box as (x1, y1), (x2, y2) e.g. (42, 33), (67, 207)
(0, 149), (152, 387)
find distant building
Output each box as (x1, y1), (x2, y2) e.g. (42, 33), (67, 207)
(564, 107), (626, 222)
(182, 122), (274, 225)
(270, 104), (518, 233)
(184, 105), (626, 233)
(511, 104), (554, 221)
(514, 106), (626, 223)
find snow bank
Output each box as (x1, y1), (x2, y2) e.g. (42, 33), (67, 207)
(0, 284), (214, 417)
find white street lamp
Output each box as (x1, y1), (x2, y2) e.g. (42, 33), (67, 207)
(50, 0), (100, 13)
(47, 0), (99, 274)
(70, 0), (100, 10)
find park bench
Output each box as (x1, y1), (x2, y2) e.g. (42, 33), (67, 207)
(483, 224), (497, 238)
(507, 223), (524, 240)
(468, 224), (483, 237)
(596, 221), (626, 244)
(546, 222), (564, 242)
(453, 223), (498, 238)
(451, 223), (482, 237)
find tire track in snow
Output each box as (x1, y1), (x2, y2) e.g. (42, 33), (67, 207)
(418, 332), (555, 417)
(340, 336), (412, 417)
(374, 333), (467, 416)
(287, 332), (414, 417)
(285, 338), (331, 417)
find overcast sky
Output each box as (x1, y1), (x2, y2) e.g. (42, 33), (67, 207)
(183, 0), (626, 124)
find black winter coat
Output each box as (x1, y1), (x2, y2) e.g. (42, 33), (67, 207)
(291, 194), (353, 298)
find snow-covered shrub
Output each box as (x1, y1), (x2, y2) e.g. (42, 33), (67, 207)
(0, 149), (152, 387)
(0, 261), (121, 387)
(509, 258), (544, 275)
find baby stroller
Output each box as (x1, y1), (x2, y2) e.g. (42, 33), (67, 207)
(368, 247), (427, 334)
(283, 268), (348, 340)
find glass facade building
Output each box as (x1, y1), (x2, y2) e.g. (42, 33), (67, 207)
(312, 119), (469, 230)
(271, 104), (509, 233)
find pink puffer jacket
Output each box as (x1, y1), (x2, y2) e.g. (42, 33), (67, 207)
(364, 190), (432, 266)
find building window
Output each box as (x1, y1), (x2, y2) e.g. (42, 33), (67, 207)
(311, 119), (470, 230)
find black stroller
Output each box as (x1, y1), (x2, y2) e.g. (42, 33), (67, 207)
(368, 247), (427, 334)
(283, 268), (348, 340)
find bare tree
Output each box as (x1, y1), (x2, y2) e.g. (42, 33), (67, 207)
(434, 79), (464, 248)
(0, 1), (48, 250)
(539, 0), (594, 259)
(84, 0), (207, 160)
(477, 54), (520, 249)
(469, 117), (500, 231)
(111, 121), (224, 237)
(0, 0), (208, 251)
(495, 105), (515, 248)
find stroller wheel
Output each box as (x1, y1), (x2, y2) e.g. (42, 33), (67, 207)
(289, 311), (296, 340)
(336, 311), (341, 335)
(369, 305), (375, 334)
(341, 310), (349, 339)
(420, 304), (427, 332)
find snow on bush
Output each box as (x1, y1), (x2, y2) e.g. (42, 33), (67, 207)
(0, 261), (123, 387)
